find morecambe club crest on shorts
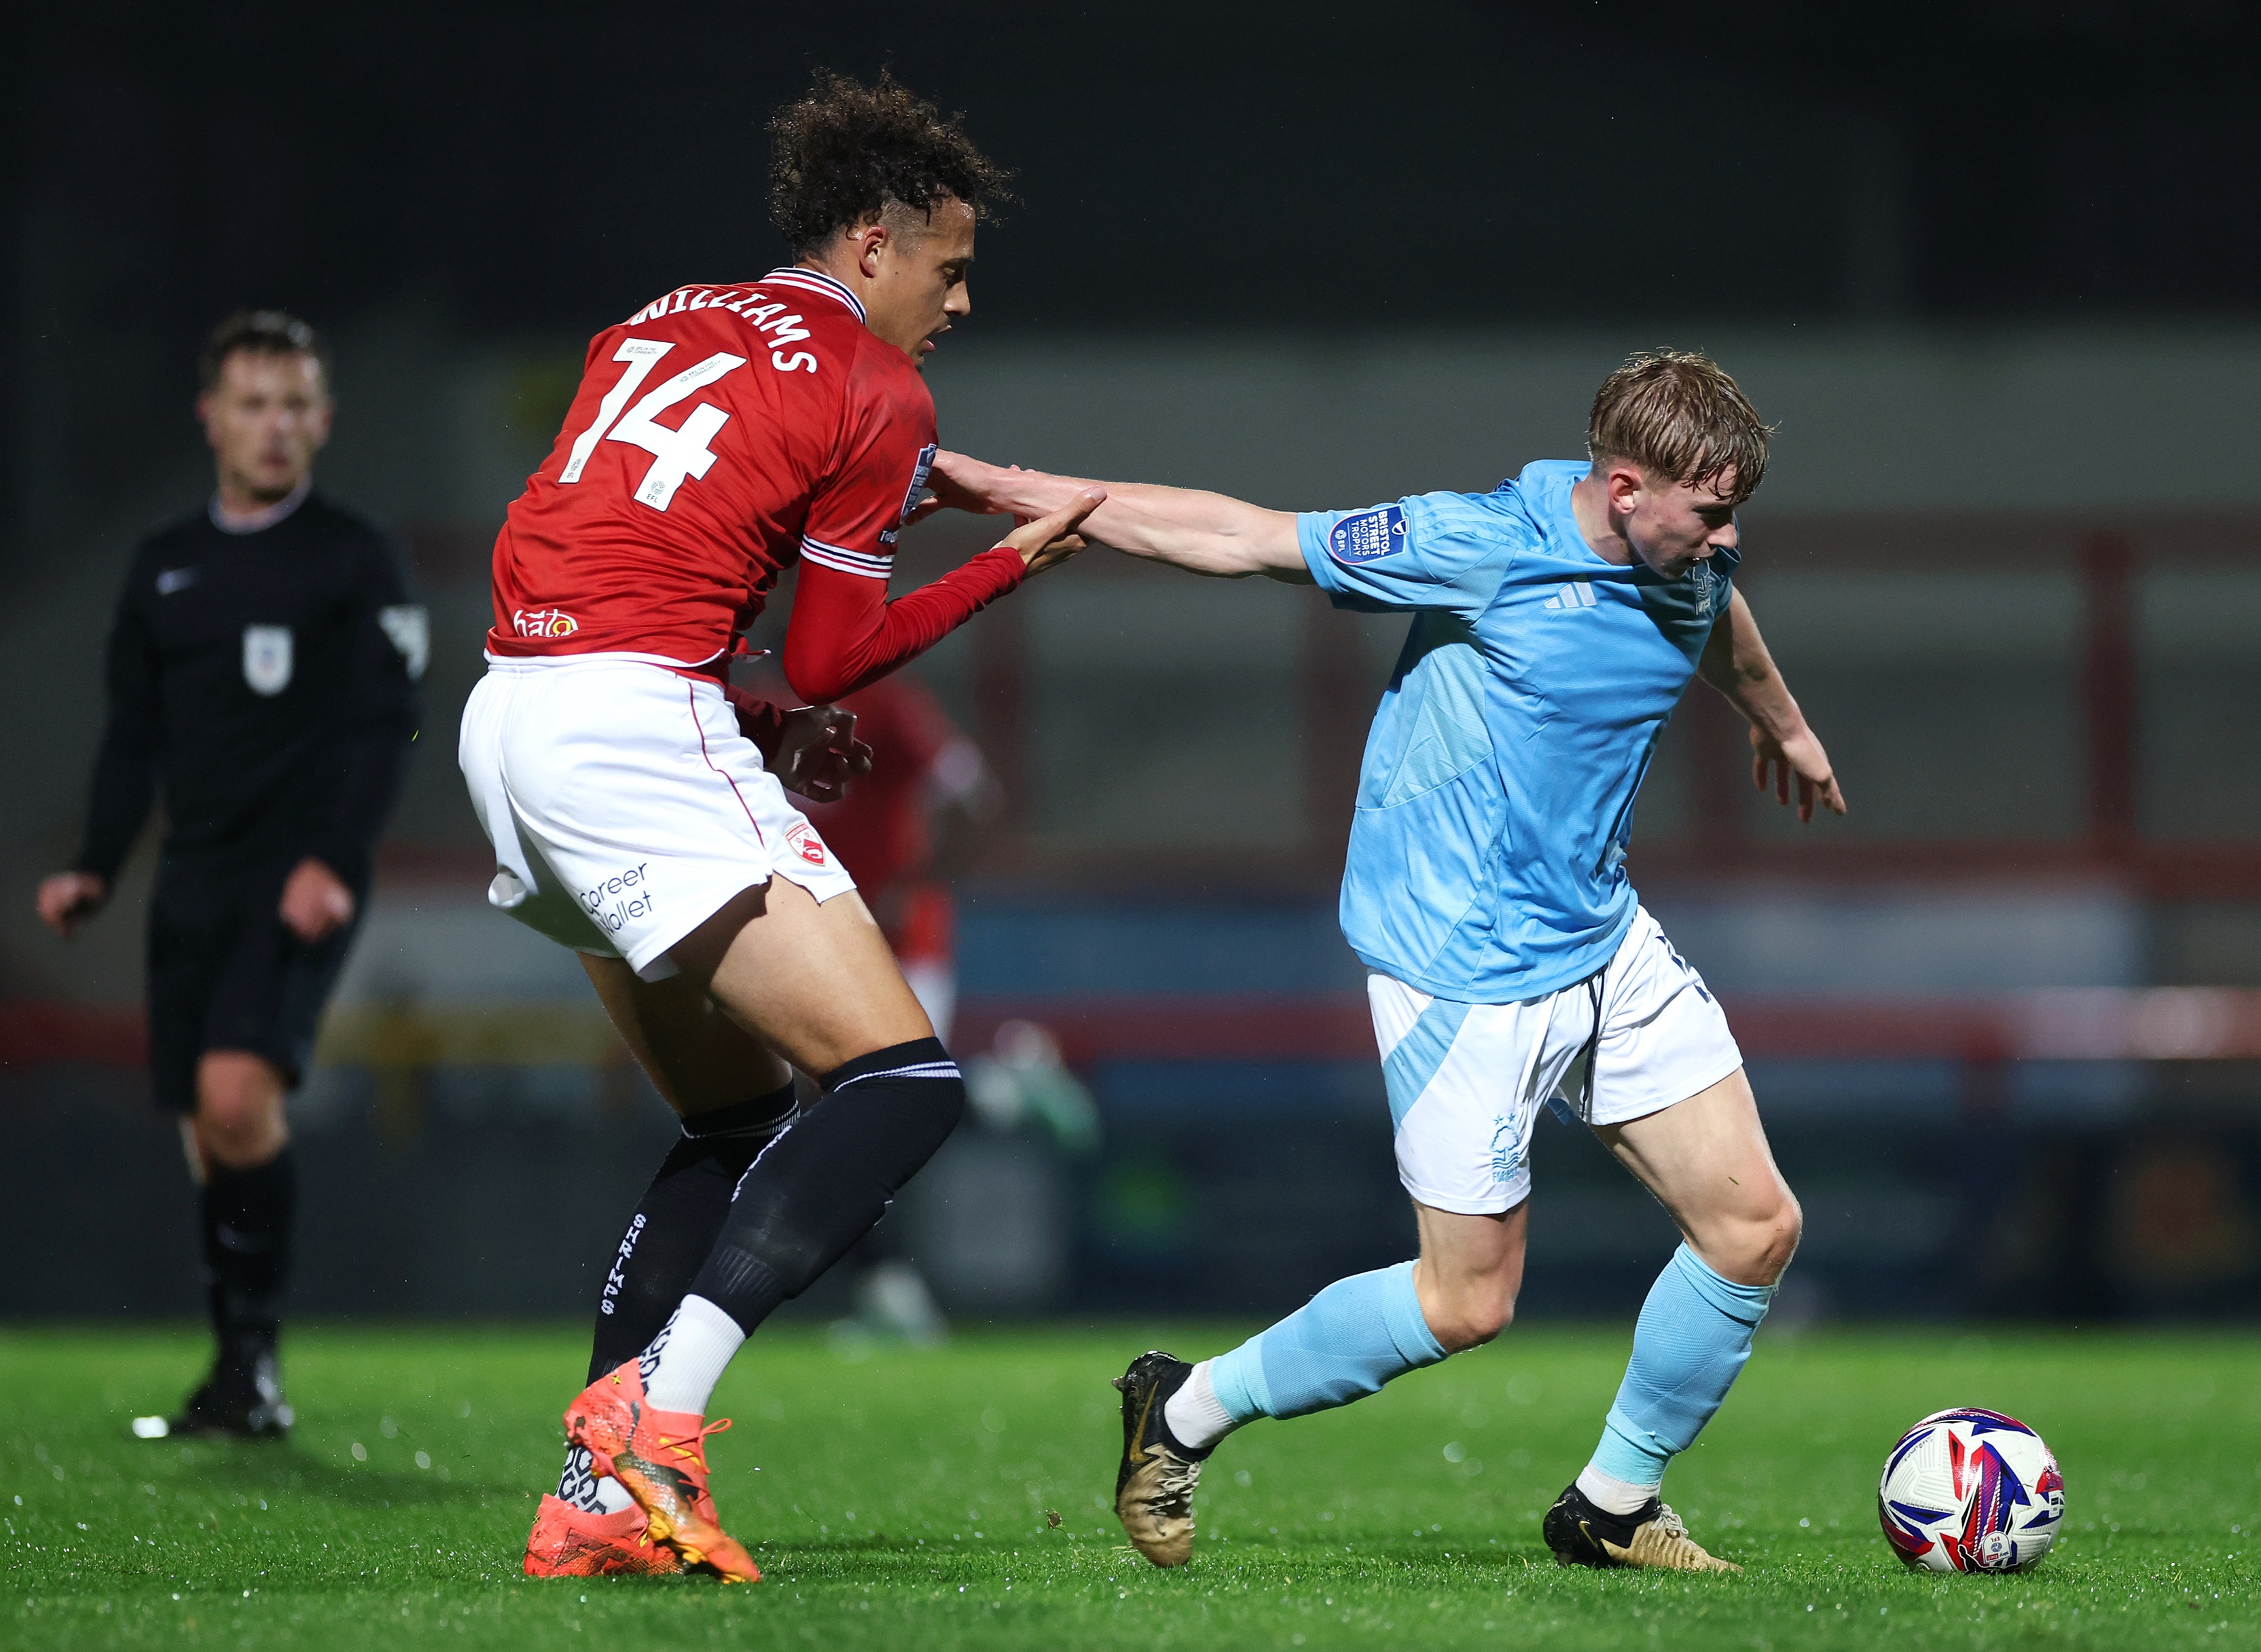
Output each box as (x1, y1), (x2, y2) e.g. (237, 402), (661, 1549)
(242, 624), (293, 695)
(784, 822), (829, 866)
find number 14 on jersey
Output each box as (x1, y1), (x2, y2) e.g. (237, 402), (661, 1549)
(560, 339), (744, 512)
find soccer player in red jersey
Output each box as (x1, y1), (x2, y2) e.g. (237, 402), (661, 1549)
(459, 74), (1100, 1581)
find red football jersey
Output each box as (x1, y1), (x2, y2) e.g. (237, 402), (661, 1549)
(488, 267), (1023, 701)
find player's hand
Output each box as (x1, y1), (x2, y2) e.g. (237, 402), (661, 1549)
(998, 488), (1106, 577)
(1750, 722), (1847, 823)
(905, 452), (1015, 528)
(278, 857), (356, 943)
(35, 870), (107, 938)
(776, 705), (873, 804)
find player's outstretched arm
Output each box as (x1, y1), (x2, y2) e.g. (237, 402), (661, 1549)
(927, 452), (1309, 583)
(1698, 589), (1847, 824)
(784, 492), (1104, 703)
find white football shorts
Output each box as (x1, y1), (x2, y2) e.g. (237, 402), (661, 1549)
(1374, 904), (1743, 1215)
(458, 655), (856, 981)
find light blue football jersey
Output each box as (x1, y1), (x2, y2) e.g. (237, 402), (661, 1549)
(1299, 458), (1736, 1003)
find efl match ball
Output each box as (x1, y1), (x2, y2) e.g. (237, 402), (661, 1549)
(1877, 1408), (2065, 1573)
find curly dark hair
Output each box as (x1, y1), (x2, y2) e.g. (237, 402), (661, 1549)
(767, 71), (1010, 256)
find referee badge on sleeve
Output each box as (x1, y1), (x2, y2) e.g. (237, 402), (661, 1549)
(242, 625), (293, 695)
(379, 604), (431, 680)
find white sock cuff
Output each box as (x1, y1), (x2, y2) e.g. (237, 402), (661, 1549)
(639, 1294), (746, 1415)
(1577, 1462), (1661, 1516)
(1162, 1358), (1241, 1454)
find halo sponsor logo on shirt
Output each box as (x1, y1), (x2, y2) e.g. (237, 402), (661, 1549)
(1328, 507), (1408, 565)
(513, 607), (579, 638)
(242, 625), (293, 695)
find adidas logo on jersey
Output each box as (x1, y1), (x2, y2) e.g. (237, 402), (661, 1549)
(1542, 581), (1599, 610)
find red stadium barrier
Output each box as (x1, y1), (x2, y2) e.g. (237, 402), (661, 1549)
(959, 989), (2261, 1067)
(5, 989), (2260, 1071)
(0, 1000), (146, 1067)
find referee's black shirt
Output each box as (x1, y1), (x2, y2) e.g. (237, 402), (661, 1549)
(73, 489), (424, 889)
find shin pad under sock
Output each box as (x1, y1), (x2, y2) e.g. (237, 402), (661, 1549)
(684, 1038), (964, 1343)
(1585, 1243), (1776, 1495)
(200, 1150), (296, 1368)
(559, 1082), (797, 1513)
(1208, 1260), (1447, 1423)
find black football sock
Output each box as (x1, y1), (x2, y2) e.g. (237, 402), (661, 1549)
(684, 1039), (964, 1338)
(200, 1150), (296, 1375)
(558, 1081), (797, 1513)
(585, 1081), (799, 1382)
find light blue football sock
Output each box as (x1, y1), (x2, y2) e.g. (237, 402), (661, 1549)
(1208, 1260), (1447, 1423)
(1588, 1243), (1776, 1491)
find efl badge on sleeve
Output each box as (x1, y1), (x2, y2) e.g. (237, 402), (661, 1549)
(242, 625), (293, 696)
(1327, 506), (1408, 566)
(883, 443), (940, 546)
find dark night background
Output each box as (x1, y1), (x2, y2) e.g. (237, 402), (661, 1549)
(6, 3), (2261, 1324)
(9, 1), (2261, 574)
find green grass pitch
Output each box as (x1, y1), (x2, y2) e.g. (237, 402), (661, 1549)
(2, 1323), (2254, 1649)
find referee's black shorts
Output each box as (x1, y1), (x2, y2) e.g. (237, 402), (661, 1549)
(146, 856), (365, 1115)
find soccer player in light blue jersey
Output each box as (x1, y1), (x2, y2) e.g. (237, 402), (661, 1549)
(931, 349), (1845, 1573)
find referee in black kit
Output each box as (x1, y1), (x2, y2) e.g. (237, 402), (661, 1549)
(36, 311), (423, 1439)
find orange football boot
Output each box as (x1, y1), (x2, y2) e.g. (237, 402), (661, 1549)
(523, 1494), (684, 1578)
(562, 1359), (761, 1583)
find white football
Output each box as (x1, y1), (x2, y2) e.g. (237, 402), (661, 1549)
(1877, 1407), (2065, 1573)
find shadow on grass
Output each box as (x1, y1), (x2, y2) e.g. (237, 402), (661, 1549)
(727, 1532), (1555, 1577)
(153, 1437), (511, 1510)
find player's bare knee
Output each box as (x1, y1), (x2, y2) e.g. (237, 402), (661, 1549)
(195, 1055), (286, 1160)
(1758, 1189), (1805, 1283)
(1706, 1192), (1800, 1287)
(196, 1103), (286, 1160)
(1436, 1308), (1511, 1354)
(1466, 1293), (1517, 1350)
(1430, 1280), (1517, 1353)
